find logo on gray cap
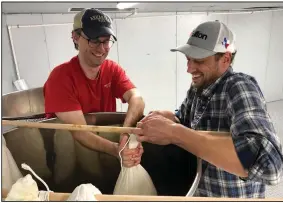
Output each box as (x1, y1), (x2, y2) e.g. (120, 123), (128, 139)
(191, 31), (207, 40)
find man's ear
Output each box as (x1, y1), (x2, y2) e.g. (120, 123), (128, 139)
(223, 52), (232, 65)
(72, 31), (80, 43)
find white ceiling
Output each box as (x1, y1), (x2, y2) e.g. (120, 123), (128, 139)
(2, 1), (283, 14)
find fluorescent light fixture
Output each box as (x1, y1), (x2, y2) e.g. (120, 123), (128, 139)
(117, 3), (138, 10)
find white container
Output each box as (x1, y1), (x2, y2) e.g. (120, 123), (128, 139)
(13, 79), (28, 91)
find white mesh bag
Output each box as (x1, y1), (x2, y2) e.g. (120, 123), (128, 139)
(5, 174), (40, 201)
(113, 134), (157, 195)
(67, 184), (102, 201)
(5, 163), (52, 201)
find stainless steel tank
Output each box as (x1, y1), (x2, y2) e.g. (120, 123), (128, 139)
(2, 87), (45, 119)
(2, 87), (201, 196)
(3, 112), (201, 196)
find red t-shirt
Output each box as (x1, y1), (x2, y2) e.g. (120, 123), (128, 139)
(43, 56), (135, 118)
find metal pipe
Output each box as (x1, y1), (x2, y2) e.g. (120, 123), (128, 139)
(205, 9), (283, 15)
(123, 8), (137, 19)
(8, 23), (72, 29)
(3, 7), (283, 16)
(7, 26), (20, 80)
(185, 157), (202, 196)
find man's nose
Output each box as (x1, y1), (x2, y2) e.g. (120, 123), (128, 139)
(187, 60), (196, 73)
(96, 42), (106, 52)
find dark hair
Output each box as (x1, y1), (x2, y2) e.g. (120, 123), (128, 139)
(215, 51), (237, 65)
(215, 53), (225, 61)
(231, 51), (237, 65)
(72, 29), (82, 50)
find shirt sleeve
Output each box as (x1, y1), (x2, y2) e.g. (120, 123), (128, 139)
(227, 78), (283, 185)
(43, 67), (82, 114)
(111, 63), (136, 103)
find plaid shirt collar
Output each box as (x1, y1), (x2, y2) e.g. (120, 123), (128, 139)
(192, 66), (234, 98)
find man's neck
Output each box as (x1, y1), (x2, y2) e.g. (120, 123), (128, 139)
(78, 55), (100, 80)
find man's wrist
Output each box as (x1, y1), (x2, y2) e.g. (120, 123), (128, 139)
(170, 123), (183, 145)
(120, 133), (129, 142)
(111, 142), (119, 158)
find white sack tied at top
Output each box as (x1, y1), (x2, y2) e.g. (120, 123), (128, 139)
(67, 184), (102, 201)
(113, 134), (157, 195)
(5, 174), (41, 201)
(5, 163), (52, 201)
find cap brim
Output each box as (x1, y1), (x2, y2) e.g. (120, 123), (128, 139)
(83, 26), (117, 41)
(171, 44), (216, 59)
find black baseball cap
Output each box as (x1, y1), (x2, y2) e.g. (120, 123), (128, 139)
(73, 8), (117, 41)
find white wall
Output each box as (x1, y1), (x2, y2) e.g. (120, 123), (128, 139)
(2, 14), (17, 94)
(116, 16), (177, 112)
(263, 11), (283, 102)
(2, 11), (283, 114)
(227, 12), (272, 96)
(265, 100), (283, 198)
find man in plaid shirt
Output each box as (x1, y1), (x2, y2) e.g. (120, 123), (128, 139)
(133, 21), (283, 198)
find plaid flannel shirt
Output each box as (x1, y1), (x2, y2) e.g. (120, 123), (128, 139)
(175, 67), (283, 198)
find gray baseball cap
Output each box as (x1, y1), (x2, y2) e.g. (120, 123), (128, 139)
(171, 20), (236, 59)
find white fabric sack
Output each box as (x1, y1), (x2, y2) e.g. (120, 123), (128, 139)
(2, 135), (23, 191)
(6, 163), (52, 201)
(113, 134), (157, 195)
(5, 174), (40, 201)
(67, 184), (102, 201)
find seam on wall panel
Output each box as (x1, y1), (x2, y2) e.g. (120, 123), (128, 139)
(41, 14), (51, 72)
(115, 18), (120, 65)
(266, 98), (283, 104)
(175, 12), (178, 110)
(226, 14), (229, 28)
(264, 11), (274, 100)
(114, 17), (122, 112)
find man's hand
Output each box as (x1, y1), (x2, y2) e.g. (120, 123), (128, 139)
(118, 133), (144, 168)
(135, 115), (176, 145)
(141, 110), (179, 123)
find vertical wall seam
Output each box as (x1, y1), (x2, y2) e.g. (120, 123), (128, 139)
(41, 14), (52, 72)
(175, 12), (178, 110)
(115, 18), (120, 65)
(114, 16), (122, 112)
(264, 11), (274, 100)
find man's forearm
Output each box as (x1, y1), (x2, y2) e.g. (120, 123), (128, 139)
(172, 124), (248, 177)
(73, 131), (118, 157)
(55, 111), (119, 157)
(123, 96), (145, 127)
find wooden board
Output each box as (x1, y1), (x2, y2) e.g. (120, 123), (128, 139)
(2, 189), (282, 201)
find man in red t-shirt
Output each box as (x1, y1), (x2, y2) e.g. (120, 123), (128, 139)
(43, 8), (144, 167)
